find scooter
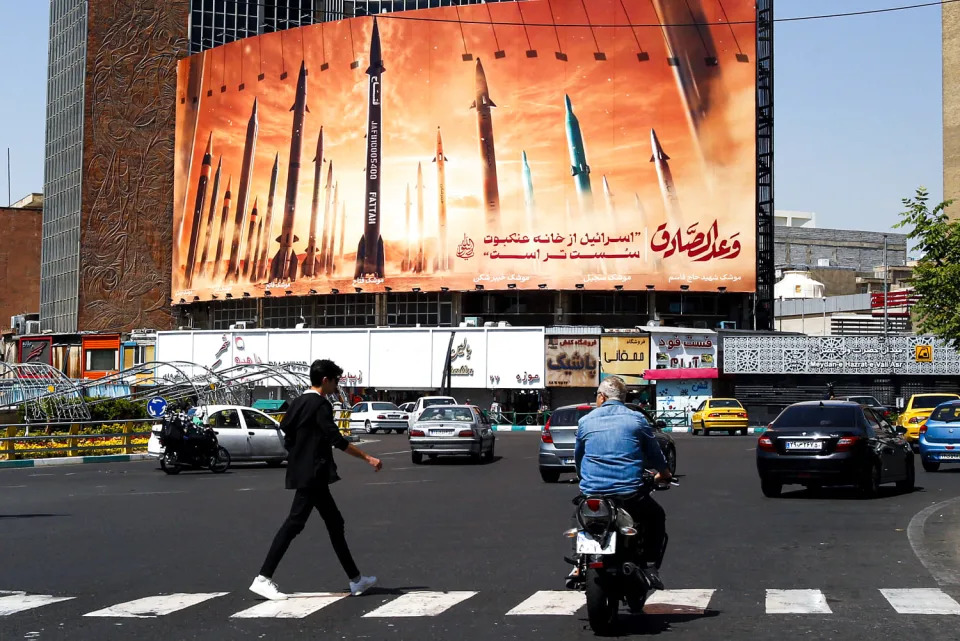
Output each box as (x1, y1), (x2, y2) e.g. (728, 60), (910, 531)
(563, 471), (677, 635)
(158, 410), (230, 475)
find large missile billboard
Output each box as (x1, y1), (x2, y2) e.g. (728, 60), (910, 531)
(173, 0), (757, 300)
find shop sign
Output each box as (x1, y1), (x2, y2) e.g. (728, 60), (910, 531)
(600, 336), (650, 386)
(651, 332), (717, 370)
(545, 337), (599, 388)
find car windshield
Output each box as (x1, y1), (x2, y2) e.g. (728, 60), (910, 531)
(419, 407), (475, 422)
(913, 395), (960, 409)
(847, 396), (880, 406)
(423, 398), (456, 408)
(773, 405), (861, 430)
(710, 400), (742, 409)
(371, 402), (398, 411)
(929, 405), (960, 423)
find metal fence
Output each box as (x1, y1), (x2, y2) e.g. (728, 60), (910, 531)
(0, 419), (154, 460)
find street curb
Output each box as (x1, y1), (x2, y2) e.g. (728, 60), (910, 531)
(0, 453), (154, 470)
(491, 425), (768, 434)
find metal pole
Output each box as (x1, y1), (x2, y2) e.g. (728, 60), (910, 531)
(7, 148), (10, 207)
(822, 296), (827, 336)
(801, 300), (805, 334)
(883, 234), (889, 341)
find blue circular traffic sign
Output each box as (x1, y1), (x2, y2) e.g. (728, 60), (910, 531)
(147, 397), (168, 418)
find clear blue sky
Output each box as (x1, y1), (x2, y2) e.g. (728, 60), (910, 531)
(0, 1), (944, 233)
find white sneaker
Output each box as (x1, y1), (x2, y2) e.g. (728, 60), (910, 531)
(349, 575), (378, 596)
(250, 575), (288, 601)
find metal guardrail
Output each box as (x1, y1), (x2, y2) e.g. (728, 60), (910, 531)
(0, 418), (155, 460)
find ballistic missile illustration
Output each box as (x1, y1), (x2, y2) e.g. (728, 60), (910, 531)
(522, 150), (535, 232)
(650, 128), (682, 223)
(198, 157), (222, 277)
(564, 94), (593, 213)
(355, 17), (386, 279)
(271, 62), (309, 283)
(634, 192), (648, 226)
(256, 154), (280, 281)
(471, 58), (500, 231)
(242, 198), (259, 276)
(250, 206), (264, 280)
(213, 177), (232, 277)
(414, 162), (425, 273)
(228, 98), (259, 282)
(403, 183), (411, 271)
(320, 160), (334, 273)
(301, 128), (324, 278)
(327, 181), (339, 275)
(184, 133), (213, 289)
(433, 128), (449, 272)
(602, 175), (616, 225)
(337, 200), (346, 269)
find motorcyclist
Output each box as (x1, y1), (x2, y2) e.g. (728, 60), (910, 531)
(574, 376), (673, 589)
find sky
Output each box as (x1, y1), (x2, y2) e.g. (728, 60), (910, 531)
(0, 0), (945, 238)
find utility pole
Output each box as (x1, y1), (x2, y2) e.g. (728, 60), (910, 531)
(822, 296), (827, 336)
(7, 148), (10, 207)
(882, 234), (889, 341)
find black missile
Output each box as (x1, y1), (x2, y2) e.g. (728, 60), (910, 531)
(355, 17), (386, 279)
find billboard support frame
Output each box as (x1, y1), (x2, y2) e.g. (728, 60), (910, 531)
(755, 0), (775, 330)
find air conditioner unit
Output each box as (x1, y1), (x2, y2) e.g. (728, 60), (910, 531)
(817, 258), (831, 267)
(463, 316), (480, 327)
(25, 321), (41, 334)
(10, 315), (25, 334)
(647, 319), (661, 327)
(718, 321), (738, 329)
(230, 322), (248, 330)
(483, 321), (497, 327)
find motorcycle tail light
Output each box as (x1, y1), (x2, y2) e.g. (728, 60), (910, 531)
(586, 498), (602, 511)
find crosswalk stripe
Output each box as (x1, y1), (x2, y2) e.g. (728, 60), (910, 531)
(880, 588), (960, 615)
(84, 593), (229, 618)
(0, 593), (74, 616)
(506, 591), (585, 616)
(765, 589), (832, 614)
(362, 591), (477, 618)
(644, 589), (716, 614)
(231, 593), (347, 619)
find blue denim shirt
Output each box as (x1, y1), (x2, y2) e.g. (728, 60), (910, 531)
(575, 400), (668, 496)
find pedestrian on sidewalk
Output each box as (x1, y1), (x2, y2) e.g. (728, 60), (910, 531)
(250, 359), (383, 601)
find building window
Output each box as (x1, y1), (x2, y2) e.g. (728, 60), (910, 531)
(87, 349), (118, 372)
(211, 299), (258, 329)
(315, 294), (377, 327)
(386, 292), (452, 327)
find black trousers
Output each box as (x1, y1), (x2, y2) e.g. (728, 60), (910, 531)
(620, 494), (667, 567)
(260, 485), (360, 580)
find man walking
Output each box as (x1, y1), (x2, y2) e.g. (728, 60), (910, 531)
(250, 359), (382, 601)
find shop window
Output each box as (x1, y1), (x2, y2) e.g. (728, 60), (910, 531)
(87, 348), (117, 372)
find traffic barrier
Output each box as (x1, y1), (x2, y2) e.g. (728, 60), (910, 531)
(0, 419), (153, 461)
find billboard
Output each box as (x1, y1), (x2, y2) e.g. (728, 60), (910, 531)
(599, 335), (650, 386)
(545, 337), (600, 388)
(173, 0), (756, 301)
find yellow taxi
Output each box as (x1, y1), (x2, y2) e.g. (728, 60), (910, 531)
(691, 398), (749, 436)
(897, 393), (960, 443)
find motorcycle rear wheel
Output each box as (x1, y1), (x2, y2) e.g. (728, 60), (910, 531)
(585, 567), (618, 635)
(209, 446), (230, 474)
(161, 453), (181, 475)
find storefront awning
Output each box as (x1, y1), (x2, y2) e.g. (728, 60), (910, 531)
(643, 368), (719, 381)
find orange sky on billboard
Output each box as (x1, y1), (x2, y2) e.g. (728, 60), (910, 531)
(173, 0), (757, 300)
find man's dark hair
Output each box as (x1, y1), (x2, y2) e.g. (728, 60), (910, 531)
(310, 359), (343, 387)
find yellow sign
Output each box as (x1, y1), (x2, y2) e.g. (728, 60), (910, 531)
(915, 344), (933, 363)
(47, 385), (55, 393)
(600, 336), (651, 386)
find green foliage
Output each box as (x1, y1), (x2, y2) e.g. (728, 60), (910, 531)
(895, 187), (960, 345)
(83, 397), (148, 421)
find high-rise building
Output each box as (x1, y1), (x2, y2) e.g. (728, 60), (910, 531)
(944, 2), (960, 217)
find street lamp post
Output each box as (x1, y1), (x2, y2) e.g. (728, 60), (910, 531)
(882, 234), (889, 341)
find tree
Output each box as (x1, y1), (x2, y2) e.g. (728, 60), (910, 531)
(894, 187), (960, 344)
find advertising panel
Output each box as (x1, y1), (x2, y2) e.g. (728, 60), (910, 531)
(430, 330), (488, 390)
(599, 336), (650, 386)
(267, 331), (312, 366)
(545, 337), (599, 388)
(488, 329), (546, 390)
(656, 379), (713, 414)
(651, 332), (717, 370)
(369, 330), (433, 389)
(172, 0), (757, 302)
(18, 337), (52, 366)
(311, 331), (370, 387)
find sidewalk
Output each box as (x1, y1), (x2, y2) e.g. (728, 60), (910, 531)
(0, 453), (154, 470)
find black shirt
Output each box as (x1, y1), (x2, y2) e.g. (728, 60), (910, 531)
(281, 391), (350, 489)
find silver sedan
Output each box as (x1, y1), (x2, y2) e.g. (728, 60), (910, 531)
(409, 405), (496, 464)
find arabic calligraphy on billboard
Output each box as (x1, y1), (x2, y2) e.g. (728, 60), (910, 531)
(600, 336), (650, 386)
(546, 338), (600, 388)
(652, 333), (717, 370)
(172, 0), (757, 301)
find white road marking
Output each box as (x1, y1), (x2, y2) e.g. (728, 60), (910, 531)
(363, 591), (477, 617)
(880, 588), (960, 614)
(366, 480), (432, 485)
(84, 593), (228, 618)
(765, 589), (832, 614)
(644, 589), (716, 614)
(907, 496), (960, 586)
(506, 591), (585, 616)
(377, 451), (412, 456)
(231, 593), (346, 618)
(0, 593), (74, 616)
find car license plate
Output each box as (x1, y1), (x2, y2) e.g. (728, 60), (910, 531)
(576, 531), (616, 555)
(785, 441), (822, 451)
(562, 458), (575, 465)
(940, 453), (960, 460)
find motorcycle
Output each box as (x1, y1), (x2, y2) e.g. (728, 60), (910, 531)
(158, 410), (230, 475)
(564, 471), (677, 635)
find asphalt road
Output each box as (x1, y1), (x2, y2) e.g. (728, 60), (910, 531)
(3, 433), (960, 640)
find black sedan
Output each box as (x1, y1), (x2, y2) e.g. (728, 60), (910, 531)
(756, 401), (914, 498)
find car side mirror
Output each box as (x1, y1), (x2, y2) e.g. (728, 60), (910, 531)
(655, 419), (667, 430)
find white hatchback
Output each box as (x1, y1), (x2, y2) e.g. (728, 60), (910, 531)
(148, 405), (287, 466)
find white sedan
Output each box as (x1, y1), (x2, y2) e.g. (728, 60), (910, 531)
(349, 402), (410, 434)
(149, 405), (287, 466)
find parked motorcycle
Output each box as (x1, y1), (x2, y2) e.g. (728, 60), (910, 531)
(564, 471), (677, 635)
(158, 410), (230, 475)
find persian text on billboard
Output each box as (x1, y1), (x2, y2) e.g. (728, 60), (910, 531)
(172, 0), (757, 300)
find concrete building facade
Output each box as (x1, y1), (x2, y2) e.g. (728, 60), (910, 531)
(0, 206), (43, 330)
(945, 1), (960, 214)
(775, 227), (907, 273)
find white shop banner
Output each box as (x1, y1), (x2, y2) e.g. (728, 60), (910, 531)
(311, 331), (370, 387)
(267, 331), (312, 368)
(369, 330), (434, 389)
(431, 329), (488, 389)
(487, 328), (546, 389)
